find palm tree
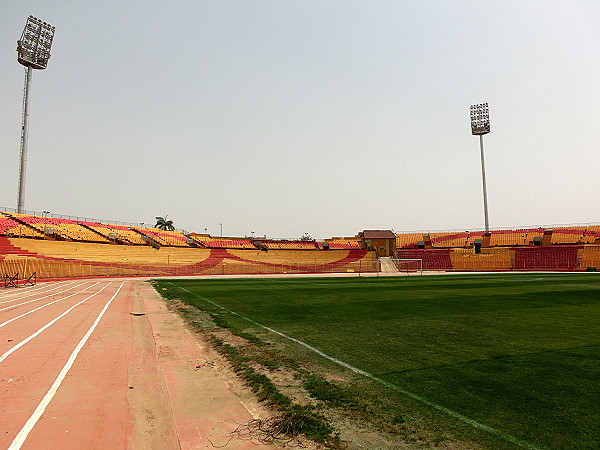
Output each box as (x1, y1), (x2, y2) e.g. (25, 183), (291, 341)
(155, 216), (174, 231)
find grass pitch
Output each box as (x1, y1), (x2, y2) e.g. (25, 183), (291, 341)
(155, 273), (600, 448)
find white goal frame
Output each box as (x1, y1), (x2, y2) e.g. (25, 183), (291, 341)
(385, 258), (423, 275)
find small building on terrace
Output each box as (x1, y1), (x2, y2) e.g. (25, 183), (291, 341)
(360, 230), (397, 257)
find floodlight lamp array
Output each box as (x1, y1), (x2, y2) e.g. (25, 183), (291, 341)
(470, 103), (490, 135)
(17, 15), (55, 70)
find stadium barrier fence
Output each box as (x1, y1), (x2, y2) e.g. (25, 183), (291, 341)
(0, 258), (381, 280)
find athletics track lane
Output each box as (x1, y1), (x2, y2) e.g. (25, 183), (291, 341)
(0, 279), (274, 450)
(0, 281), (137, 449)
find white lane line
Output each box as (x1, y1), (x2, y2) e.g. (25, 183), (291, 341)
(7, 281), (125, 450)
(0, 281), (58, 298)
(0, 281), (75, 304)
(0, 282), (101, 329)
(171, 283), (539, 450)
(0, 281), (86, 311)
(0, 282), (112, 364)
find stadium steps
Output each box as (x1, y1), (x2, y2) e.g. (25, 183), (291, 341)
(2, 213), (48, 239)
(378, 257), (400, 273)
(77, 222), (124, 244)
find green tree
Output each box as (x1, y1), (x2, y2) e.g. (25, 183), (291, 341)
(155, 216), (174, 231)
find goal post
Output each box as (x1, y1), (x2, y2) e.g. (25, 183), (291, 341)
(383, 258), (423, 275)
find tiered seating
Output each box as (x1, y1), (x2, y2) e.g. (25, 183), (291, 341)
(9, 213), (51, 234)
(527, 228), (544, 244)
(132, 227), (190, 247)
(397, 249), (453, 270)
(551, 227), (586, 245)
(488, 229), (539, 247)
(186, 234), (254, 249)
(2, 237), (377, 278)
(9, 238), (210, 265)
(264, 241), (318, 250)
(227, 248), (377, 273)
(489, 229), (525, 246)
(324, 237), (361, 249)
(429, 232), (469, 248)
(580, 246), (600, 269)
(151, 229), (190, 247)
(204, 239), (255, 249)
(0, 213), (43, 238)
(395, 233), (423, 249)
(79, 221), (147, 245)
(514, 246), (579, 270)
(465, 231), (486, 247)
(188, 233), (210, 246)
(582, 226), (600, 244)
(9, 213), (110, 243)
(450, 248), (511, 271)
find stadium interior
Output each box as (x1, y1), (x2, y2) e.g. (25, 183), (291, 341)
(1, 209), (599, 280)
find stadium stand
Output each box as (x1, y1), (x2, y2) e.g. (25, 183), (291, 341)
(323, 237), (362, 249)
(78, 221), (148, 245)
(450, 247), (512, 271)
(132, 227), (190, 247)
(551, 227), (586, 245)
(582, 226), (600, 244)
(429, 232), (469, 248)
(0, 213), (43, 238)
(397, 249), (453, 271)
(580, 245), (600, 269)
(489, 229), (527, 247)
(465, 231), (486, 247)
(2, 210), (599, 277)
(203, 239), (255, 249)
(0, 234), (376, 279)
(263, 240), (319, 250)
(396, 233), (424, 249)
(514, 246), (579, 270)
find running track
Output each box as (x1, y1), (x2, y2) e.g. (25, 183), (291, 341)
(0, 279), (271, 449)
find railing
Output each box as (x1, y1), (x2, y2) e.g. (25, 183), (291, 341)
(0, 206), (189, 235)
(0, 258), (380, 280)
(396, 222), (600, 235)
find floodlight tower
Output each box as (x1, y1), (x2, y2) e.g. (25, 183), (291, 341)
(16, 16), (56, 213)
(470, 103), (491, 232)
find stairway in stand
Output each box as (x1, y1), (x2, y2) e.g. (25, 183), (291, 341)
(378, 257), (399, 273)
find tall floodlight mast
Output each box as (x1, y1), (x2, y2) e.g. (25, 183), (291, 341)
(16, 16), (56, 213)
(470, 103), (491, 232)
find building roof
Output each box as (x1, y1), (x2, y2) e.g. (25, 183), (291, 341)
(361, 230), (396, 239)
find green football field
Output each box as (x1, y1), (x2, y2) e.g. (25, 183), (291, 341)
(155, 273), (600, 449)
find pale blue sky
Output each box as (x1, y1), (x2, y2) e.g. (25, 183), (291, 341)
(1, 1), (598, 239)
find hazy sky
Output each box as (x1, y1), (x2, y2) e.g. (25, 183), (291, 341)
(1, 1), (598, 239)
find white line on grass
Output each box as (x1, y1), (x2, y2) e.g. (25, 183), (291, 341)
(171, 283), (540, 450)
(8, 281), (125, 450)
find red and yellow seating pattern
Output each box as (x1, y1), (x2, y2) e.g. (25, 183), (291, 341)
(0, 236), (377, 279)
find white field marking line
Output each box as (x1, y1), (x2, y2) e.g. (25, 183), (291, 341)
(0, 281), (85, 311)
(172, 283), (540, 450)
(0, 282), (102, 329)
(0, 280), (76, 305)
(7, 281), (126, 450)
(0, 282), (112, 364)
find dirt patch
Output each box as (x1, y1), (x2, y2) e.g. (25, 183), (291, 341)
(134, 281), (280, 449)
(127, 284), (179, 449)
